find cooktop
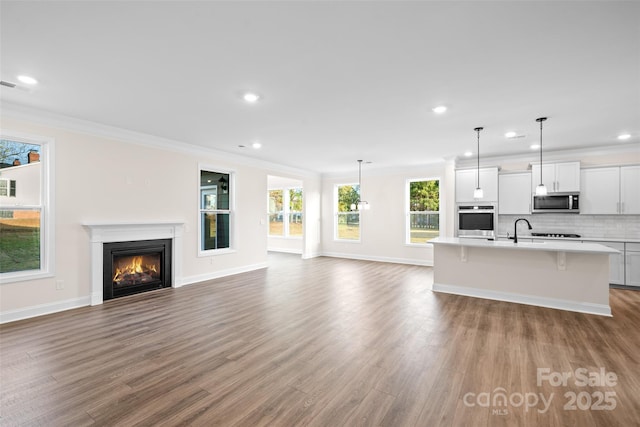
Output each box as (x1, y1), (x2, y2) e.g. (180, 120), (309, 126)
(531, 232), (581, 238)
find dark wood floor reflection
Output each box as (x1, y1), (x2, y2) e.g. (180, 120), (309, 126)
(1, 253), (639, 426)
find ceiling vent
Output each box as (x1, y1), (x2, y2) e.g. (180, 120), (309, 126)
(0, 80), (33, 92)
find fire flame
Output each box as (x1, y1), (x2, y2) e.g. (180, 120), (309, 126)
(113, 256), (158, 283)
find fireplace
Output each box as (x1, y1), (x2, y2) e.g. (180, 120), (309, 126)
(84, 222), (184, 305)
(103, 239), (172, 300)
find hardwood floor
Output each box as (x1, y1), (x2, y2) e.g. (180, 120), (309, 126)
(1, 253), (639, 426)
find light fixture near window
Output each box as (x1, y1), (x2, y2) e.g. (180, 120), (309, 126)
(535, 117), (548, 196)
(473, 127), (484, 199)
(350, 159), (371, 211)
(218, 175), (228, 193)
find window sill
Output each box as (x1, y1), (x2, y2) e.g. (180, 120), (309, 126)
(0, 270), (54, 284)
(198, 248), (237, 257)
(333, 239), (361, 244)
(268, 235), (303, 240)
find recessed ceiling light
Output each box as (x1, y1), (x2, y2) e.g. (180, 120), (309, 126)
(530, 144), (540, 150)
(464, 151), (473, 157)
(432, 105), (447, 114)
(505, 131), (517, 138)
(243, 92), (260, 103)
(17, 75), (38, 85)
(252, 142), (262, 149)
(617, 134), (631, 141)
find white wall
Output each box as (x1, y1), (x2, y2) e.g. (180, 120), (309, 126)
(0, 116), (316, 320)
(320, 163), (451, 266)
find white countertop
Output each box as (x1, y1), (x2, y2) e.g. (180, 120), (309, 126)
(496, 234), (640, 244)
(431, 237), (620, 254)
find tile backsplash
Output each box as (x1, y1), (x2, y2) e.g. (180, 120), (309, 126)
(498, 214), (640, 240)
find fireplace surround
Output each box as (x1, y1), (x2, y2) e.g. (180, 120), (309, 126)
(84, 222), (184, 305)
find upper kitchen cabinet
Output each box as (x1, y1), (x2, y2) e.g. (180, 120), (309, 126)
(620, 165), (640, 214)
(581, 165), (640, 214)
(498, 172), (531, 214)
(531, 161), (580, 193)
(455, 167), (498, 202)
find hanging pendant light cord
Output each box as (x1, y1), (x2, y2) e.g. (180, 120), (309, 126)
(474, 127), (483, 189)
(536, 117), (547, 187)
(476, 130), (480, 188)
(539, 119), (543, 185)
(358, 159), (362, 202)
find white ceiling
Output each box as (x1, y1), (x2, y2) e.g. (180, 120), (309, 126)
(1, 1), (638, 174)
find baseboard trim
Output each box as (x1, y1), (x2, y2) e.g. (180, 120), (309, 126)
(267, 248), (303, 255)
(0, 296), (92, 324)
(321, 252), (433, 267)
(180, 262), (269, 287)
(432, 283), (612, 317)
(301, 252), (321, 260)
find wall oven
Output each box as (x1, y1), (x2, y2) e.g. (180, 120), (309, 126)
(457, 204), (496, 239)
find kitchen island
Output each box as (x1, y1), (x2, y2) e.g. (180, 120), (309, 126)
(430, 237), (620, 316)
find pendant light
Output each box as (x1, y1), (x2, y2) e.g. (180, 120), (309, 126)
(473, 127), (484, 199)
(535, 117), (548, 196)
(350, 160), (370, 211)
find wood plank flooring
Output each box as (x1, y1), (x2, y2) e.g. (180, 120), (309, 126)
(1, 253), (639, 426)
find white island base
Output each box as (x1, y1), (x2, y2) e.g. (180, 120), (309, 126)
(431, 237), (619, 317)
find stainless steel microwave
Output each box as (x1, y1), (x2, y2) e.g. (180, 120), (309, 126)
(532, 193), (579, 213)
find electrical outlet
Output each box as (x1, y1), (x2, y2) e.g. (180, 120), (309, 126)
(55, 280), (64, 290)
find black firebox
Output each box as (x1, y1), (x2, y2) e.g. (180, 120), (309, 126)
(103, 239), (172, 300)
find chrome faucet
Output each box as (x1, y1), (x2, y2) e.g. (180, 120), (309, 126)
(513, 218), (532, 244)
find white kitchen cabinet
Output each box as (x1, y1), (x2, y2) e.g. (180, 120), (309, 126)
(581, 165), (640, 214)
(620, 165), (640, 214)
(531, 161), (580, 193)
(580, 167), (620, 214)
(455, 167), (499, 202)
(592, 241), (625, 285)
(626, 243), (640, 287)
(498, 172), (531, 214)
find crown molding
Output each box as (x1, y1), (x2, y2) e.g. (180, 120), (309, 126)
(321, 159), (447, 180)
(455, 142), (640, 169)
(1, 101), (320, 179)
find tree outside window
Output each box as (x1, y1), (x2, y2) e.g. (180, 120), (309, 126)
(268, 187), (303, 237)
(407, 179), (440, 244)
(336, 184), (360, 240)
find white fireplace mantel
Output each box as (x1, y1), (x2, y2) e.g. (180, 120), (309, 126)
(83, 221), (184, 305)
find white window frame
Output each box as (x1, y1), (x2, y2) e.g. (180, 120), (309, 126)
(0, 131), (55, 283)
(334, 182), (361, 242)
(268, 187), (303, 239)
(405, 177), (440, 246)
(198, 164), (236, 257)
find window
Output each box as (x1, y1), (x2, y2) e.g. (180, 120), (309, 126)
(268, 189), (284, 236)
(288, 188), (303, 237)
(0, 179), (16, 197)
(268, 187), (303, 237)
(407, 178), (440, 244)
(0, 135), (53, 280)
(335, 184), (360, 240)
(199, 168), (232, 253)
